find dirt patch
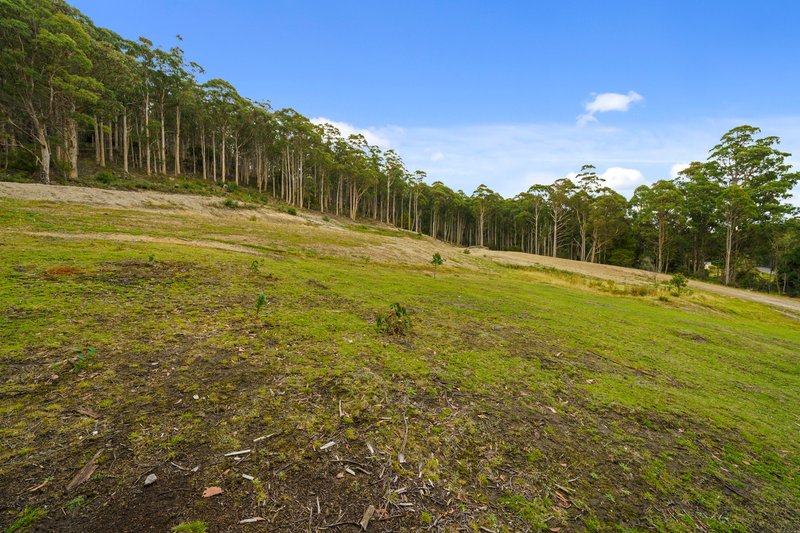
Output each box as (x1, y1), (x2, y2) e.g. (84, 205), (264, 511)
(44, 266), (82, 277)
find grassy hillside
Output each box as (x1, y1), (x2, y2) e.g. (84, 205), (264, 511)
(0, 189), (798, 532)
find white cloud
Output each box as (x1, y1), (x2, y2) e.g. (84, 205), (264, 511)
(578, 91), (643, 125)
(430, 151), (445, 162)
(309, 117), (393, 148)
(599, 167), (645, 190)
(670, 162), (690, 179)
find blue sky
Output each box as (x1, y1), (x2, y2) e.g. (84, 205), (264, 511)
(73, 0), (800, 200)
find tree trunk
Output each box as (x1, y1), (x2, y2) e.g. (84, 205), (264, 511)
(94, 117), (101, 164)
(36, 124), (51, 184)
(99, 118), (106, 168)
(66, 110), (78, 179)
(123, 108), (129, 173)
(221, 131), (226, 183)
(160, 101), (166, 175)
(201, 125), (207, 180)
(144, 92), (151, 175)
(174, 105), (181, 176)
(724, 215), (735, 285)
(107, 119), (113, 164)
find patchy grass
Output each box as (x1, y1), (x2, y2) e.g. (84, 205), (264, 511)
(0, 194), (798, 532)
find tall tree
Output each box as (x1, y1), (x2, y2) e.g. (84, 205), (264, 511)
(707, 125), (800, 284)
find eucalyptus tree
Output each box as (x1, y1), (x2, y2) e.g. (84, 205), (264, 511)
(383, 149), (405, 224)
(587, 188), (628, 263)
(572, 164), (601, 261)
(548, 178), (575, 258)
(706, 125), (799, 284)
(472, 183), (499, 247)
(0, 0), (101, 183)
(203, 79), (242, 183)
(631, 180), (684, 273)
(676, 162), (720, 275)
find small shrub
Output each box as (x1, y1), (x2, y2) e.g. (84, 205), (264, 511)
(73, 347), (96, 373)
(322, 215), (330, 222)
(95, 170), (115, 184)
(287, 207), (297, 216)
(250, 260), (260, 274)
(669, 273), (688, 295)
(376, 303), (410, 336)
(222, 198), (238, 209)
(255, 292), (268, 315)
(431, 252), (444, 278)
(463, 248), (470, 254)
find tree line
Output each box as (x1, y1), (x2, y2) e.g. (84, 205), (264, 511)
(1, 0), (799, 295)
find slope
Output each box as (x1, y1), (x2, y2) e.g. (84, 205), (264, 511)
(0, 185), (798, 532)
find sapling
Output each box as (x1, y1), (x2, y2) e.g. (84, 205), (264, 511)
(431, 253), (444, 278)
(73, 347), (96, 373)
(376, 303), (410, 336)
(255, 292), (267, 315)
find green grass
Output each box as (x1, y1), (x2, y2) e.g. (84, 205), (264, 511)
(0, 194), (798, 531)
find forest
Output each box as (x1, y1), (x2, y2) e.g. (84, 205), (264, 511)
(1, 0), (799, 295)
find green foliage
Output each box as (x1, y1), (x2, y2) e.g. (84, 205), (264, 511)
(250, 259), (260, 273)
(498, 493), (550, 528)
(72, 346), (96, 373)
(64, 496), (85, 513)
(669, 273), (688, 295)
(5, 507), (47, 533)
(322, 215), (330, 222)
(375, 302), (410, 336)
(171, 522), (207, 533)
(255, 292), (267, 315)
(431, 252), (444, 278)
(222, 198), (238, 209)
(95, 171), (115, 185)
(287, 207), (297, 216)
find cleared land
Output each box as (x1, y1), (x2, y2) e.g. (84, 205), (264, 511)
(1, 183), (799, 532)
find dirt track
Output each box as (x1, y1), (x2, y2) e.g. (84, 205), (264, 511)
(3, 181), (799, 314)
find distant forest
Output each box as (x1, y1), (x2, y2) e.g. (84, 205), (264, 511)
(1, 0), (799, 294)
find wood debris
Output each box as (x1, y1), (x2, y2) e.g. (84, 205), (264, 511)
(67, 450), (103, 491)
(74, 407), (99, 418)
(224, 449), (251, 457)
(253, 433), (277, 443)
(319, 441), (336, 451)
(25, 479), (49, 493)
(359, 505), (375, 530)
(239, 517), (265, 524)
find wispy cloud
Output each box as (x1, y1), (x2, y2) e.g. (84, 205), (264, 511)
(309, 116), (393, 148)
(306, 116), (800, 203)
(578, 91), (643, 125)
